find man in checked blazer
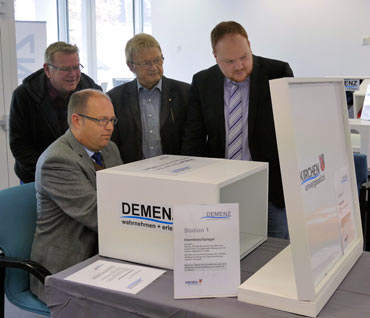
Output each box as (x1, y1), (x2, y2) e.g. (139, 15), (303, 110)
(30, 89), (122, 302)
(107, 33), (190, 163)
(182, 21), (293, 239)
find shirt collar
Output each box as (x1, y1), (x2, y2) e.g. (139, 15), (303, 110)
(84, 147), (99, 158)
(137, 77), (162, 93)
(225, 76), (250, 88)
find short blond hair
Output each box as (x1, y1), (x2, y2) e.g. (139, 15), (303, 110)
(125, 33), (162, 63)
(44, 41), (79, 64)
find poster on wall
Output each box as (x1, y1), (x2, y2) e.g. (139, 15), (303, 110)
(15, 21), (47, 84)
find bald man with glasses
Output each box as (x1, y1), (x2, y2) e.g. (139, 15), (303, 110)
(107, 33), (190, 163)
(9, 41), (102, 183)
(30, 89), (122, 303)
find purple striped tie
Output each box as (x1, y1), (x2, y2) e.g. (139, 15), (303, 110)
(228, 84), (242, 160)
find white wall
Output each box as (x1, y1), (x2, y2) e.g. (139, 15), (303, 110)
(152, 0), (370, 83)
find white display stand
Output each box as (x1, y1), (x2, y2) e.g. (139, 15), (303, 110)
(97, 155), (268, 269)
(354, 79), (370, 117)
(238, 78), (363, 317)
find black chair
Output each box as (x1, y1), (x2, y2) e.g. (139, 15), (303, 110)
(0, 182), (50, 317)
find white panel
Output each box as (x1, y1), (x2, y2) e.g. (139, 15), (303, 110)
(238, 78), (363, 317)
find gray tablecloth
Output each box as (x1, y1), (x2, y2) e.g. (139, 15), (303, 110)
(45, 239), (370, 317)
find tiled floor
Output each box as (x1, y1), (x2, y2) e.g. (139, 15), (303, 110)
(4, 296), (47, 318)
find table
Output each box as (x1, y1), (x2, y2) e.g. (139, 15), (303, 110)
(45, 239), (370, 317)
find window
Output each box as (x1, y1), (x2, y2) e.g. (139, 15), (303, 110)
(14, 0), (151, 90)
(68, 0), (151, 91)
(142, 0), (152, 34)
(14, 0), (59, 83)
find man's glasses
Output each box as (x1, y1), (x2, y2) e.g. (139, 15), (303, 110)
(131, 56), (164, 69)
(77, 113), (118, 126)
(48, 63), (84, 73)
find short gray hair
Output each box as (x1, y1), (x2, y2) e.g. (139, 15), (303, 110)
(44, 41), (79, 64)
(125, 33), (162, 63)
(67, 89), (111, 126)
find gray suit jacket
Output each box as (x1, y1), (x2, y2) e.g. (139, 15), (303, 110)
(30, 129), (122, 302)
(107, 76), (190, 163)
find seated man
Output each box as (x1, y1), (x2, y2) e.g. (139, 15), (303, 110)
(107, 33), (190, 163)
(30, 89), (122, 302)
(9, 41), (102, 183)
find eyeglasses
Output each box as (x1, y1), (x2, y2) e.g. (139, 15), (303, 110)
(131, 56), (164, 69)
(77, 113), (118, 126)
(48, 63), (84, 73)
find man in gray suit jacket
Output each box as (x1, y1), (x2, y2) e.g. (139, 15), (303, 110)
(107, 33), (190, 163)
(30, 89), (122, 302)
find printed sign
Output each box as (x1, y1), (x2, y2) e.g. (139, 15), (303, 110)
(119, 201), (173, 233)
(65, 259), (165, 295)
(173, 203), (240, 298)
(344, 79), (360, 92)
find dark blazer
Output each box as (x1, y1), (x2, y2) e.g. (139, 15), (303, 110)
(182, 55), (293, 208)
(107, 76), (190, 163)
(9, 69), (102, 183)
(30, 129), (122, 302)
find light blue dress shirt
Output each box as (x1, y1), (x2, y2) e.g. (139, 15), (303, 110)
(137, 78), (163, 158)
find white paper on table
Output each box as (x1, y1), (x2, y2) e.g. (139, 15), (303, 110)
(360, 84), (370, 120)
(173, 203), (240, 299)
(333, 165), (357, 251)
(65, 260), (166, 294)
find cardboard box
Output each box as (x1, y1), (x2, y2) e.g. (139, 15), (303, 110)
(97, 155), (268, 269)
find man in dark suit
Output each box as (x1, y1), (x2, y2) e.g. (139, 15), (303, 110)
(9, 41), (102, 183)
(182, 21), (293, 239)
(107, 33), (190, 163)
(30, 89), (122, 302)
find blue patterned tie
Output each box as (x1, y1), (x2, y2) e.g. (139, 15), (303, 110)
(228, 83), (242, 160)
(92, 152), (103, 167)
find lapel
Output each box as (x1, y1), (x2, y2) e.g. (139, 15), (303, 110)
(101, 145), (116, 168)
(126, 80), (142, 135)
(248, 55), (260, 139)
(214, 67), (226, 145)
(160, 76), (171, 129)
(64, 130), (97, 184)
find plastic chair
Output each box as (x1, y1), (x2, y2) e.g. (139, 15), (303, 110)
(0, 182), (50, 317)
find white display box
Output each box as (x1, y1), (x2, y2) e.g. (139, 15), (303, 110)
(97, 155), (268, 269)
(238, 78), (363, 317)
